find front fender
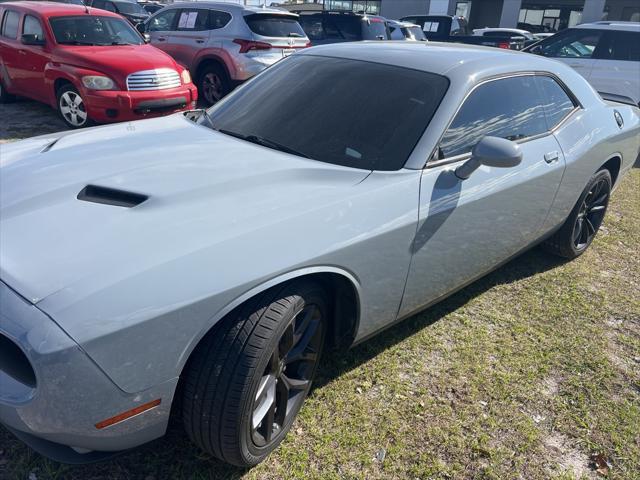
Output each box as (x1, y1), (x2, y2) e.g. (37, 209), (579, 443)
(176, 265), (363, 373)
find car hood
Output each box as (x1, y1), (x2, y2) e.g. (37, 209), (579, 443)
(56, 44), (179, 79)
(0, 114), (370, 304)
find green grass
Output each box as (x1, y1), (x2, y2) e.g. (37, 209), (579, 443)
(1, 168), (638, 480)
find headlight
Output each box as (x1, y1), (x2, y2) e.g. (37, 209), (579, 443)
(82, 76), (115, 90)
(181, 69), (191, 84)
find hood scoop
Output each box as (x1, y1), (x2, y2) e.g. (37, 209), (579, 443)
(77, 185), (148, 208)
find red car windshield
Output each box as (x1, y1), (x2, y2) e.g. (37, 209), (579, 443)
(50, 16), (143, 45)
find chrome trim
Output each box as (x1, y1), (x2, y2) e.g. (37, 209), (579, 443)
(425, 71), (582, 169)
(126, 69), (181, 91)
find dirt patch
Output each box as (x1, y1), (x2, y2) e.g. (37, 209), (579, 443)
(543, 432), (595, 479)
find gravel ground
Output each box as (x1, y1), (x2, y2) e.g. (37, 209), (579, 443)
(0, 99), (67, 144)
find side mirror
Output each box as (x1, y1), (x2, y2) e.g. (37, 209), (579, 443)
(143, 33), (151, 43)
(21, 34), (45, 46)
(455, 136), (522, 180)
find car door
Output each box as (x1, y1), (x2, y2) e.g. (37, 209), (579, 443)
(0, 9), (22, 94)
(399, 74), (567, 317)
(589, 29), (640, 105)
(15, 14), (48, 102)
(166, 8), (211, 69)
(534, 28), (604, 81)
(146, 7), (179, 56)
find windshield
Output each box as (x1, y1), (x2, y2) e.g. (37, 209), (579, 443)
(204, 55), (448, 171)
(406, 26), (426, 40)
(116, 2), (147, 15)
(362, 17), (389, 40)
(244, 14), (305, 38)
(50, 16), (143, 45)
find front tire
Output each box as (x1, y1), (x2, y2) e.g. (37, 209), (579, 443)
(543, 169), (611, 259)
(57, 84), (92, 129)
(182, 281), (328, 467)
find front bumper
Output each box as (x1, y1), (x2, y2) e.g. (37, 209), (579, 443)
(83, 85), (198, 124)
(0, 281), (177, 461)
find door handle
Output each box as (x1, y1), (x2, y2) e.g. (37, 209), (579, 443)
(196, 39), (205, 44)
(18, 50), (27, 55)
(157, 37), (166, 41)
(544, 151), (560, 163)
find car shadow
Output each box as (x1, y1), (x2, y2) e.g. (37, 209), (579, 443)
(313, 246), (567, 391)
(634, 152), (640, 168)
(0, 248), (568, 479)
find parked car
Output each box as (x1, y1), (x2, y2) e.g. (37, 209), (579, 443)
(86, 0), (149, 25)
(296, 10), (390, 45)
(518, 21), (555, 34)
(473, 27), (537, 47)
(139, 2), (309, 106)
(0, 2), (197, 127)
(2, 42), (638, 467)
(387, 19), (426, 41)
(533, 32), (555, 40)
(139, 1), (163, 15)
(525, 21), (640, 106)
(399, 15), (525, 49)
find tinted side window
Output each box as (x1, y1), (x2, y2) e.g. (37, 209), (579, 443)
(332, 16), (360, 40)
(102, 2), (117, 13)
(91, 0), (105, 9)
(208, 10), (231, 30)
(1, 10), (20, 38)
(538, 28), (603, 58)
(23, 15), (43, 38)
(536, 76), (576, 129)
(176, 9), (209, 31)
(439, 76), (548, 158)
(298, 14), (324, 40)
(148, 9), (178, 32)
(596, 30), (640, 61)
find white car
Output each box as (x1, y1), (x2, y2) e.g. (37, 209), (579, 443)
(473, 27), (536, 42)
(526, 21), (640, 106)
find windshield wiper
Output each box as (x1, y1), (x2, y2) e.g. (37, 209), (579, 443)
(218, 129), (310, 159)
(58, 40), (97, 45)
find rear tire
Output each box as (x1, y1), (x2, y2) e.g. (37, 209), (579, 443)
(198, 64), (230, 106)
(542, 169), (611, 259)
(182, 281), (328, 467)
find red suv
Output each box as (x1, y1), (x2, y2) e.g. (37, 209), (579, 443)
(0, 2), (197, 128)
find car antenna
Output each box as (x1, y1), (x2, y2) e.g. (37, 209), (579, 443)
(84, 3), (90, 14)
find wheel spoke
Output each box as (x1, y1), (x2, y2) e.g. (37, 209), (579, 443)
(285, 350), (318, 366)
(60, 105), (71, 115)
(76, 109), (87, 121)
(253, 374), (276, 429)
(264, 398), (276, 442)
(585, 217), (596, 235)
(281, 373), (309, 392)
(572, 217), (583, 244)
(589, 205), (606, 213)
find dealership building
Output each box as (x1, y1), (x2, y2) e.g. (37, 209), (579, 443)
(277, 1), (640, 30)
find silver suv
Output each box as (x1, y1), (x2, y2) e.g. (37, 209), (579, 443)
(141, 2), (309, 105)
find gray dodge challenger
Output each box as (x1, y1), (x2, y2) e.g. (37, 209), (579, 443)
(1, 42), (639, 467)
